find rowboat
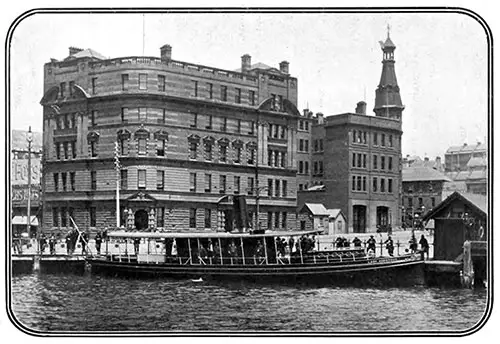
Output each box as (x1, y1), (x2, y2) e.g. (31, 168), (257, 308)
(86, 230), (425, 286)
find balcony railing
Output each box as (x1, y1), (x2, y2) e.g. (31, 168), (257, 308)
(88, 56), (258, 83)
(53, 127), (77, 136)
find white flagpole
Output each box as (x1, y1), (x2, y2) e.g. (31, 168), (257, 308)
(115, 141), (120, 228)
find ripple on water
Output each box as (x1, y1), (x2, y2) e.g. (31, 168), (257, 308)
(9, 274), (488, 333)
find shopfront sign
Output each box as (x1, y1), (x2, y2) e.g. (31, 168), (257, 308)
(11, 159), (41, 185)
(12, 186), (41, 206)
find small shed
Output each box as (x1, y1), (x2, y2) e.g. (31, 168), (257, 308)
(298, 203), (329, 233)
(326, 209), (347, 236)
(422, 191), (487, 260)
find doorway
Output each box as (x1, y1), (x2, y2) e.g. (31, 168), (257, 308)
(134, 209), (149, 230)
(376, 206), (389, 229)
(353, 205), (366, 233)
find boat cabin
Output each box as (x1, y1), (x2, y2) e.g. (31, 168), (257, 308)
(102, 229), (367, 266)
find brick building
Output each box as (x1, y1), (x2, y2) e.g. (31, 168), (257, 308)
(401, 165), (451, 227)
(298, 31), (404, 233)
(296, 109), (315, 191)
(40, 45), (301, 234)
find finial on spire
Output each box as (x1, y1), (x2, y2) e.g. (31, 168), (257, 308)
(387, 23), (391, 38)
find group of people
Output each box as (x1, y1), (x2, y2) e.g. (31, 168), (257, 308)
(332, 233), (430, 259)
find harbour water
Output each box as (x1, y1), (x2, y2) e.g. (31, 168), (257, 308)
(9, 273), (488, 333)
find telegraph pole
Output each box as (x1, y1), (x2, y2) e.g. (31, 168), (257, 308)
(255, 114), (260, 230)
(26, 127), (33, 246)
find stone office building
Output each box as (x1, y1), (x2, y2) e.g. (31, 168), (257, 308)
(298, 31), (404, 233)
(40, 45), (302, 234)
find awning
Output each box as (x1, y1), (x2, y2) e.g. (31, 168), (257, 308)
(12, 216), (39, 226)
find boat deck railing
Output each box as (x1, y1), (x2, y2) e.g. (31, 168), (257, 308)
(103, 251), (421, 266)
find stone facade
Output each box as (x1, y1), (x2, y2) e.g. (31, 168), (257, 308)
(40, 46), (301, 234)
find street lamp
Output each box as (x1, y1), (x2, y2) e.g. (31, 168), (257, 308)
(26, 127), (34, 248)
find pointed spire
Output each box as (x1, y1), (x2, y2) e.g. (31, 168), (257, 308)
(373, 28), (404, 120)
(383, 23), (396, 49)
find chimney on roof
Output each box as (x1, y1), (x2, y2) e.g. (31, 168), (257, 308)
(463, 142), (468, 147)
(303, 109), (309, 117)
(279, 61), (289, 74)
(355, 101), (367, 115)
(316, 112), (324, 125)
(160, 44), (172, 62)
(241, 54), (251, 73)
(69, 47), (83, 56)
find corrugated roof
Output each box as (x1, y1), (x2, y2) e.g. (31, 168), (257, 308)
(402, 165), (451, 182)
(11, 129), (43, 152)
(303, 203), (329, 216)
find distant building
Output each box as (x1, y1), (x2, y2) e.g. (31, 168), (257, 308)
(402, 155), (444, 173)
(11, 129), (43, 235)
(298, 30), (404, 233)
(40, 46), (301, 234)
(444, 142), (486, 172)
(444, 142), (487, 196)
(402, 165), (451, 228)
(297, 203), (347, 236)
(297, 203), (329, 232)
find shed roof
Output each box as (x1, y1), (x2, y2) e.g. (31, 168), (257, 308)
(301, 203), (330, 216)
(326, 209), (345, 220)
(422, 191), (487, 222)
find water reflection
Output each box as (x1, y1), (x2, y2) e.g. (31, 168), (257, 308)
(10, 274), (488, 333)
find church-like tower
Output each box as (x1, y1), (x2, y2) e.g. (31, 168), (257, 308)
(374, 28), (405, 120)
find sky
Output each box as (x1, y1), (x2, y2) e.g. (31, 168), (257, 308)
(9, 11), (489, 159)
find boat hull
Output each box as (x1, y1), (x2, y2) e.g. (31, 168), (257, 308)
(87, 256), (425, 286)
